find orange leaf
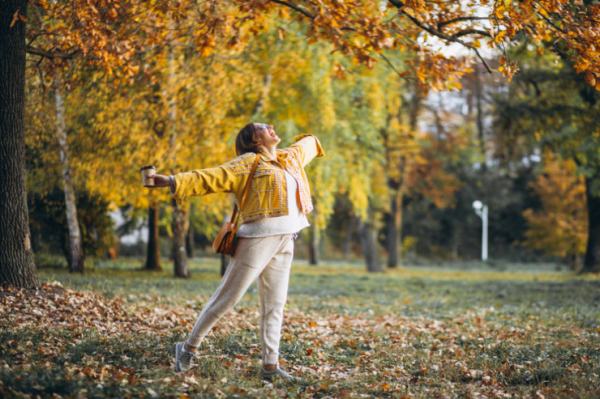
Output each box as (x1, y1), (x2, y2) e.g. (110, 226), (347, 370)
(10, 9), (21, 28)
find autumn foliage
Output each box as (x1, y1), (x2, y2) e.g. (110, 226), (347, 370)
(21, 1), (597, 91)
(522, 151), (588, 268)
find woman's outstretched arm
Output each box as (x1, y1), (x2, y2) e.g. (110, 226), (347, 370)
(148, 161), (240, 206)
(287, 134), (326, 167)
(171, 165), (237, 198)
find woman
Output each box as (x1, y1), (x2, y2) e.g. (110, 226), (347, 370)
(149, 122), (325, 382)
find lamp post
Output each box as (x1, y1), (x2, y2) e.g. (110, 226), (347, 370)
(472, 200), (488, 261)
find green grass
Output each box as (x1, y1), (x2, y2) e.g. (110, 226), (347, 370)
(1, 256), (598, 398)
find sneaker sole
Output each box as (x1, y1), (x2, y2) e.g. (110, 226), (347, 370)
(261, 370), (298, 383)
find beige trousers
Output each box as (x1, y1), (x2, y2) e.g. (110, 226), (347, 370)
(185, 233), (295, 365)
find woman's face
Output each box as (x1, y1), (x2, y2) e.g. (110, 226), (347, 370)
(254, 123), (280, 148)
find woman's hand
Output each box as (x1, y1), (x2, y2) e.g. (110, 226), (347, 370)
(150, 174), (171, 188)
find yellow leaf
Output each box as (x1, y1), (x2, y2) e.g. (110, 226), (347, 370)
(495, 5), (505, 18)
(494, 30), (507, 44)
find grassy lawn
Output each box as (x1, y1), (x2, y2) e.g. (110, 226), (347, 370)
(1, 256), (599, 398)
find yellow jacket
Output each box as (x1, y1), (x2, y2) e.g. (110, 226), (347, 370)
(172, 134), (325, 223)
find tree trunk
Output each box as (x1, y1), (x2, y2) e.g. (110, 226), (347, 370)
(450, 222), (461, 260)
(185, 204), (194, 259)
(396, 190), (405, 264)
(0, 0), (38, 288)
(163, 16), (190, 277)
(408, 78), (423, 134)
(582, 174), (600, 272)
(252, 73), (272, 118)
(54, 74), (84, 273)
(385, 76), (421, 269)
(171, 199), (190, 278)
(342, 221), (353, 259)
(186, 220), (194, 259)
(359, 212), (383, 273)
(474, 64), (486, 165)
(161, 18), (188, 277)
(386, 189), (405, 268)
(144, 203), (161, 270)
(386, 194), (397, 267)
(308, 217), (320, 265)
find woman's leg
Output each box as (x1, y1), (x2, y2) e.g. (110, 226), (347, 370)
(184, 235), (290, 350)
(257, 233), (295, 366)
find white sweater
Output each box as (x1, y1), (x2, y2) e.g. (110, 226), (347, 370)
(237, 170), (310, 237)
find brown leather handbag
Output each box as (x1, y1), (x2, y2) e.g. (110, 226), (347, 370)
(212, 154), (261, 256)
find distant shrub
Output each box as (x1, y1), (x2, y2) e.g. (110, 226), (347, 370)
(34, 253), (67, 269)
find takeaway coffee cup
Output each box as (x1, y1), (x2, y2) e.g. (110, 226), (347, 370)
(140, 165), (156, 187)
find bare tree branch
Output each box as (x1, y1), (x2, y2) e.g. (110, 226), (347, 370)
(388, 0), (405, 8)
(26, 46), (81, 60)
(394, 8), (493, 73)
(270, 0), (315, 19)
(437, 16), (489, 30)
(450, 29), (491, 39)
(270, 0), (494, 74)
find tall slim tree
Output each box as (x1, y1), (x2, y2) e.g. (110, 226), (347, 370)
(165, 14), (190, 278)
(383, 75), (424, 268)
(53, 72), (84, 273)
(0, 0), (38, 288)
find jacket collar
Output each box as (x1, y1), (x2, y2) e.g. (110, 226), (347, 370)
(256, 149), (293, 168)
(257, 151), (277, 162)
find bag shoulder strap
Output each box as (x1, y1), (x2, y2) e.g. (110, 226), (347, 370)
(230, 154), (261, 225)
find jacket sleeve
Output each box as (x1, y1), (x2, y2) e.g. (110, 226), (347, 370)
(172, 162), (238, 205)
(288, 134), (325, 167)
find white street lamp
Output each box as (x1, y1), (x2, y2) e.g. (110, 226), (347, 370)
(472, 200), (488, 261)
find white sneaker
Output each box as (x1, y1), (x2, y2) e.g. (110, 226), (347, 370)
(261, 366), (299, 383)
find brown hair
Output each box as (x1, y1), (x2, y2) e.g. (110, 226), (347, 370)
(235, 123), (262, 156)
